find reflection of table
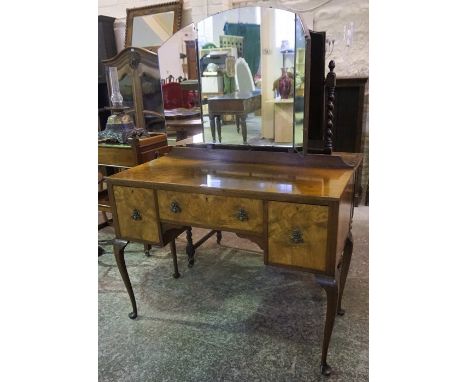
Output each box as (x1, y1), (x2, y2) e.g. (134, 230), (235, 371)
(164, 108), (202, 141)
(165, 119), (203, 141)
(207, 91), (261, 144)
(164, 108), (200, 120)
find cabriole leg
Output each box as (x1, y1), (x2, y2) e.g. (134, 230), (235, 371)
(337, 232), (353, 316)
(170, 240), (180, 279)
(316, 275), (339, 376)
(186, 227), (195, 268)
(113, 239), (137, 319)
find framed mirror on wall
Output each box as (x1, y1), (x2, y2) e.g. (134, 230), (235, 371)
(156, 6), (327, 152)
(125, 1), (183, 52)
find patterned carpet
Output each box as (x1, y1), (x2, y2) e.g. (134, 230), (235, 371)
(98, 207), (368, 381)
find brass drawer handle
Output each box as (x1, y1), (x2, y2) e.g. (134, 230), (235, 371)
(290, 228), (304, 244)
(131, 209), (142, 221)
(236, 208), (249, 221)
(170, 201), (182, 213)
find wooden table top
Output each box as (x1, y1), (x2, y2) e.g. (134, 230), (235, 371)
(107, 148), (355, 202)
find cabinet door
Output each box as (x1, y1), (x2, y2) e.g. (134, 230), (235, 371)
(113, 186), (160, 243)
(268, 201), (328, 271)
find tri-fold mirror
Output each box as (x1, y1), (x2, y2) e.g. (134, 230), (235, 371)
(158, 6), (326, 152)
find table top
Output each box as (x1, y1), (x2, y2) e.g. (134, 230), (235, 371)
(107, 148), (355, 202)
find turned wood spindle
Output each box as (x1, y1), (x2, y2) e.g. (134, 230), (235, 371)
(324, 60), (336, 154)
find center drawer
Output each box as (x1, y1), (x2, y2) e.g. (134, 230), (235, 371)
(157, 190), (263, 233)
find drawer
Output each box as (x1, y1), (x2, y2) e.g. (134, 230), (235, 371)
(268, 201), (328, 271)
(113, 186), (160, 243)
(158, 190), (263, 233)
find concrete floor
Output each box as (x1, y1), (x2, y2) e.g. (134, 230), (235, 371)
(98, 206), (368, 381)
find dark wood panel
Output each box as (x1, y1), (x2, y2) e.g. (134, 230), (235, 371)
(333, 78), (367, 152)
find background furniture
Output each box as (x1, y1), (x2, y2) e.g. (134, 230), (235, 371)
(102, 47), (165, 132)
(98, 15), (117, 130)
(334, 77), (368, 204)
(223, 23), (260, 77)
(219, 35), (244, 58)
(98, 134), (170, 255)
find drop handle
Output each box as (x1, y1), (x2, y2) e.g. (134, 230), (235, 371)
(170, 201), (182, 213)
(131, 209), (142, 221)
(290, 228), (304, 244)
(236, 208), (249, 221)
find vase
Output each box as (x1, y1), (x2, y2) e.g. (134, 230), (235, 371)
(278, 68), (292, 99)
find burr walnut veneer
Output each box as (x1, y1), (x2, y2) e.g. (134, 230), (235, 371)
(106, 146), (361, 376)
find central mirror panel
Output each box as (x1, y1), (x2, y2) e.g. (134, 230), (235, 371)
(157, 7), (309, 148)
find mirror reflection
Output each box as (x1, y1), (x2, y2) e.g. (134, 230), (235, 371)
(158, 24), (203, 143)
(157, 7), (308, 148)
(197, 7), (297, 146)
(132, 11), (175, 48)
(294, 16), (306, 148)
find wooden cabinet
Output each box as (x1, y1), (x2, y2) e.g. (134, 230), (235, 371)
(333, 78), (367, 152)
(98, 15), (117, 129)
(334, 77), (368, 204)
(98, 15), (117, 84)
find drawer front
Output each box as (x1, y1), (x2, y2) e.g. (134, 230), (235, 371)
(158, 190), (263, 233)
(268, 201), (328, 271)
(113, 186), (160, 243)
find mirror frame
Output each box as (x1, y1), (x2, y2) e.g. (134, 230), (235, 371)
(125, 0), (183, 52)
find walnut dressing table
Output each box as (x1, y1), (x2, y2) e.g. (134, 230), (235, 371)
(106, 147), (361, 376)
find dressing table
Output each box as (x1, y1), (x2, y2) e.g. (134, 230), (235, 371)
(106, 6), (362, 376)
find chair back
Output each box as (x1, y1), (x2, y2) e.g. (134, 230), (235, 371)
(235, 58), (255, 92)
